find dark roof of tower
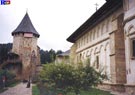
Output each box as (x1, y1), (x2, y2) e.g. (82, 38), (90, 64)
(12, 13), (40, 37)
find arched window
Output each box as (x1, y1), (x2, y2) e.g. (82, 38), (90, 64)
(97, 26), (100, 38)
(87, 33), (89, 43)
(95, 28), (97, 39)
(106, 20), (109, 33)
(90, 31), (93, 41)
(103, 22), (106, 34)
(108, 17), (112, 32)
(89, 32), (92, 41)
(104, 22), (107, 33)
(101, 24), (104, 35)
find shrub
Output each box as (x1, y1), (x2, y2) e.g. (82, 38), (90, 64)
(40, 63), (107, 95)
(0, 69), (16, 88)
(32, 85), (40, 95)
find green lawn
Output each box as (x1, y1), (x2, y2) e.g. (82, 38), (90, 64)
(38, 85), (113, 95)
(66, 88), (113, 95)
(32, 85), (40, 95)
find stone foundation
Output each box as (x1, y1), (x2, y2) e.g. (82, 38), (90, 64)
(98, 83), (125, 92)
(99, 83), (135, 94)
(125, 84), (135, 95)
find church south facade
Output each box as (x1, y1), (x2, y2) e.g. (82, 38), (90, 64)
(67, 0), (135, 93)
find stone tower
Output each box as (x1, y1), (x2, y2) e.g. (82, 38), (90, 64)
(12, 13), (40, 80)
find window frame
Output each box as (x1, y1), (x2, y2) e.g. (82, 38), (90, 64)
(130, 38), (135, 60)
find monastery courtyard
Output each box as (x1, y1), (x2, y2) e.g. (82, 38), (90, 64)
(0, 83), (130, 95)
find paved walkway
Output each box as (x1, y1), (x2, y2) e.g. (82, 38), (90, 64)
(0, 83), (32, 95)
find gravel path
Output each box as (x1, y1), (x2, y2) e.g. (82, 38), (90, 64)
(0, 83), (32, 95)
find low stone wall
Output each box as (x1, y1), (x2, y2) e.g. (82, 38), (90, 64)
(111, 83), (125, 92)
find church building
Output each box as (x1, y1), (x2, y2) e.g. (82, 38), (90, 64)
(12, 13), (40, 81)
(67, 0), (135, 94)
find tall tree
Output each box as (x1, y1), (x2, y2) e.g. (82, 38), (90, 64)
(40, 49), (57, 64)
(49, 49), (56, 62)
(0, 43), (12, 64)
(56, 50), (63, 55)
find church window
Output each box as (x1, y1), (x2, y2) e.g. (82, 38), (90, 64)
(77, 40), (79, 48)
(86, 50), (89, 57)
(84, 35), (86, 45)
(95, 29), (97, 39)
(129, 68), (131, 74)
(80, 53), (82, 61)
(90, 32), (92, 41)
(83, 52), (85, 59)
(131, 39), (135, 58)
(123, 0), (128, 11)
(82, 36), (84, 46)
(103, 23), (106, 34)
(98, 26), (101, 37)
(87, 34), (89, 43)
(106, 20), (109, 32)
(83, 36), (85, 45)
(80, 38), (82, 47)
(93, 30), (95, 40)
(101, 24), (104, 35)
(96, 56), (99, 69)
(80, 39), (81, 47)
(97, 27), (99, 38)
(128, 0), (135, 9)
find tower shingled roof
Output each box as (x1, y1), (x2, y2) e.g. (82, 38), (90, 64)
(12, 13), (40, 37)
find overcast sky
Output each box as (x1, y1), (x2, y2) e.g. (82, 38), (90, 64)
(0, 0), (105, 51)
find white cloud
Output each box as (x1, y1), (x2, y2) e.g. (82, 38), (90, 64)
(0, 0), (105, 51)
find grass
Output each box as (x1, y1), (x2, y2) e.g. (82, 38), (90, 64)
(38, 85), (113, 95)
(32, 85), (40, 95)
(66, 88), (113, 95)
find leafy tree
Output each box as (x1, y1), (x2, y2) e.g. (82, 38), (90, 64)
(0, 69), (16, 88)
(0, 43), (12, 64)
(40, 49), (58, 64)
(49, 49), (56, 62)
(40, 62), (107, 95)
